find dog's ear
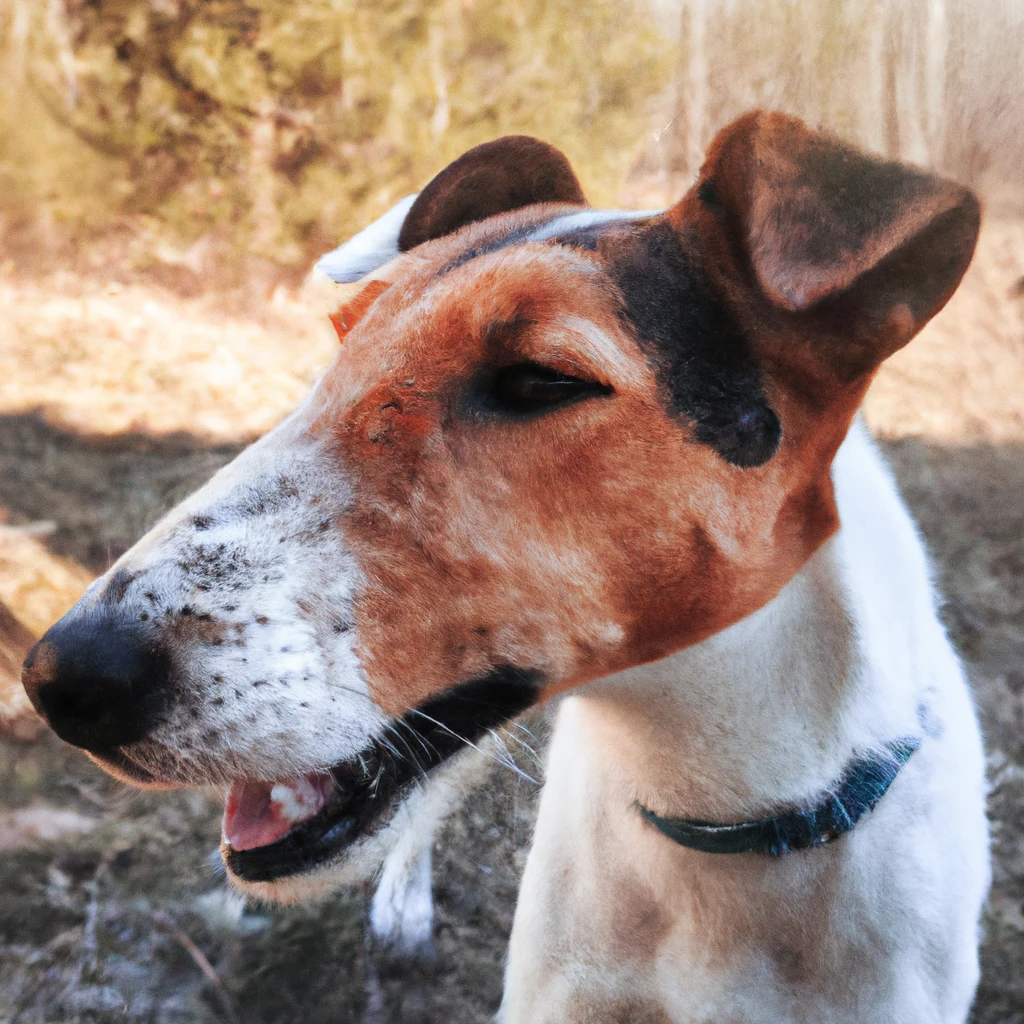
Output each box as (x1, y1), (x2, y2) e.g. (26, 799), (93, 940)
(316, 195), (418, 284)
(397, 135), (586, 251)
(316, 136), (585, 283)
(691, 111), (979, 381)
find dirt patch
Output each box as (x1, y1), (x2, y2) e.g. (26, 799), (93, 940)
(0, 414), (246, 572)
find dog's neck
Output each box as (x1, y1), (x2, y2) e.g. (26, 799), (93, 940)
(564, 420), (927, 827)
(505, 422), (982, 1024)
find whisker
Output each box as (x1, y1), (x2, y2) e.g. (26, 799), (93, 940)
(374, 734), (407, 767)
(391, 717), (440, 762)
(510, 720), (541, 743)
(382, 725), (430, 787)
(405, 707), (538, 785)
(485, 728), (539, 785)
(500, 726), (542, 768)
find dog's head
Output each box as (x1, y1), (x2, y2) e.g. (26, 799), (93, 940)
(22, 114), (977, 900)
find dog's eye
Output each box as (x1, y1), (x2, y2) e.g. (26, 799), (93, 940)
(482, 362), (612, 417)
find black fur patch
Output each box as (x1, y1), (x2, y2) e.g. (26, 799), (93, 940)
(439, 223), (540, 275)
(696, 178), (723, 214)
(605, 220), (781, 468)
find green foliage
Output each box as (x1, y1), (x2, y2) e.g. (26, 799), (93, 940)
(0, 0), (672, 267)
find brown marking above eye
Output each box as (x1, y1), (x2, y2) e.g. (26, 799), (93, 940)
(471, 308), (613, 417)
(329, 279), (391, 343)
(482, 311), (536, 349)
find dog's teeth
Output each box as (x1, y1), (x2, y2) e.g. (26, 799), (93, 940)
(270, 778), (326, 822)
(223, 773), (333, 851)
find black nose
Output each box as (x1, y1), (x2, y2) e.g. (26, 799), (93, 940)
(22, 610), (171, 754)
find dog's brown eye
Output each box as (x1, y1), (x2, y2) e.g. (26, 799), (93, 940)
(483, 362), (611, 417)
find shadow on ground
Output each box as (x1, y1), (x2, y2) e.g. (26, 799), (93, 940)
(0, 412), (1021, 1023)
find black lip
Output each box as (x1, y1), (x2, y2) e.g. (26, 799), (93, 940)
(225, 665), (542, 883)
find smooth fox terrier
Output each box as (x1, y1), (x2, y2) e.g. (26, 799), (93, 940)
(24, 112), (989, 1022)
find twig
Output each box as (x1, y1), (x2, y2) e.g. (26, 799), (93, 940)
(153, 910), (241, 1024)
(79, 849), (116, 981)
(0, 521), (57, 538)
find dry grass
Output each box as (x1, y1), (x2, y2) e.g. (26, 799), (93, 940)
(864, 217), (1024, 443)
(0, 269), (340, 442)
(0, 596), (36, 729)
(0, 526), (93, 638)
(0, 524), (92, 729)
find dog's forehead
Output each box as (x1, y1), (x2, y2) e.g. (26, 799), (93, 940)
(323, 205), (663, 378)
(312, 201), (785, 474)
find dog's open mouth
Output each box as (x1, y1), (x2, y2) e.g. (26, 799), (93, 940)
(222, 752), (401, 882)
(221, 666), (541, 883)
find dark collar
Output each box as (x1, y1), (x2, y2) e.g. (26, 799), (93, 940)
(638, 737), (920, 857)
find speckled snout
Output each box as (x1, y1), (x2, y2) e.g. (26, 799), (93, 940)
(21, 404), (386, 790)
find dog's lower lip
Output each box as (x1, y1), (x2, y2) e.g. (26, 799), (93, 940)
(90, 747), (158, 784)
(223, 755), (387, 883)
(224, 666), (544, 884)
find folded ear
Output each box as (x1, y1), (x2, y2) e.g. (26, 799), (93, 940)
(316, 136), (586, 283)
(693, 111), (979, 378)
(397, 135), (586, 251)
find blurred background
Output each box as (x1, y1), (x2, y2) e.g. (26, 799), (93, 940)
(0, 1), (1022, 1021)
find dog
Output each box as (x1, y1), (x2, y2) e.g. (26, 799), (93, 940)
(23, 111), (989, 1022)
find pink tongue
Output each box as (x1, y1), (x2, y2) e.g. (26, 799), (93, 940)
(223, 773), (334, 851)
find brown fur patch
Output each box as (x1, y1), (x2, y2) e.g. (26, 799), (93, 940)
(304, 114), (977, 718)
(329, 279), (391, 343)
(398, 135), (586, 252)
(166, 608), (230, 648)
(319, 218), (842, 714)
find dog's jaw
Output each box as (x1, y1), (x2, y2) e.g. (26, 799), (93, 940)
(222, 740), (487, 908)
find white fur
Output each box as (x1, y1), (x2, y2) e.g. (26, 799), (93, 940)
(500, 420), (989, 1023)
(370, 831), (434, 952)
(85, 400), (385, 787)
(315, 194), (418, 283)
(524, 207), (662, 242)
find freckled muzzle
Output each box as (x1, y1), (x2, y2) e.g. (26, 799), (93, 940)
(22, 584), (544, 884)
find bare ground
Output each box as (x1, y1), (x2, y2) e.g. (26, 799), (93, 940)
(0, 219), (1022, 1023)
